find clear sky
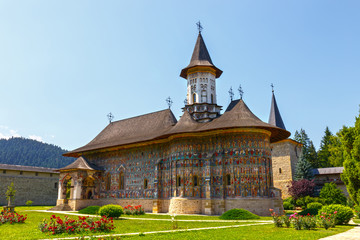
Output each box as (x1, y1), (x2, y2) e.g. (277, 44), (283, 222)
(0, 1), (359, 151)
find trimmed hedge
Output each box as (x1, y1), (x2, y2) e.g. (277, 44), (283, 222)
(98, 204), (124, 218)
(283, 201), (294, 210)
(219, 208), (260, 220)
(319, 204), (354, 225)
(299, 208), (318, 216)
(78, 206), (101, 215)
(307, 202), (323, 210)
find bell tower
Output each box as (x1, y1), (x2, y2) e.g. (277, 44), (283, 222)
(180, 23), (223, 122)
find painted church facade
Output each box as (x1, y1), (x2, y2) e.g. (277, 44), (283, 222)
(55, 29), (294, 216)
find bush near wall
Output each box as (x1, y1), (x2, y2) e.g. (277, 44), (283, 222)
(307, 202), (323, 210)
(219, 208), (260, 220)
(319, 204), (354, 225)
(98, 205), (123, 218)
(283, 201), (294, 210)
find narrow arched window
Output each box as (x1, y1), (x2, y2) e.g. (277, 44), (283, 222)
(193, 175), (198, 187)
(119, 172), (124, 190)
(106, 174), (111, 191)
(226, 174), (231, 186)
(192, 93), (196, 103)
(211, 94), (214, 104)
(144, 179), (148, 189)
(201, 90), (207, 103)
(279, 168), (282, 174)
(177, 176), (181, 187)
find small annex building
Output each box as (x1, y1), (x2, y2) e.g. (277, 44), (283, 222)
(56, 28), (294, 216)
(0, 164), (59, 206)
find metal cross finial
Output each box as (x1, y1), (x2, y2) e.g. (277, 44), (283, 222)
(238, 85), (244, 99)
(271, 83), (274, 93)
(228, 87), (234, 101)
(107, 112), (114, 124)
(196, 21), (203, 33)
(166, 96), (173, 109)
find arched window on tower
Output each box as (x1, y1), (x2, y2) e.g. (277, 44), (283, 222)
(106, 173), (111, 191)
(177, 176), (182, 187)
(192, 93), (197, 103)
(211, 94), (214, 104)
(226, 174), (231, 186)
(201, 90), (207, 103)
(144, 179), (148, 189)
(119, 172), (124, 190)
(193, 175), (199, 187)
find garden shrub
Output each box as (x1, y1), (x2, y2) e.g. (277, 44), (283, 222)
(25, 200), (33, 206)
(295, 196), (324, 209)
(307, 202), (323, 210)
(220, 208), (260, 220)
(354, 205), (360, 219)
(98, 205), (123, 218)
(283, 201), (294, 210)
(78, 206), (101, 215)
(283, 197), (295, 205)
(319, 204), (354, 225)
(298, 208), (318, 216)
(320, 182), (347, 205)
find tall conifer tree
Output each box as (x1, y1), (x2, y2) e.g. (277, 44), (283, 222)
(318, 127), (333, 167)
(295, 152), (314, 180)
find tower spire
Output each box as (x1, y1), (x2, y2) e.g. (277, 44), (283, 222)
(268, 86), (286, 130)
(181, 23), (222, 123)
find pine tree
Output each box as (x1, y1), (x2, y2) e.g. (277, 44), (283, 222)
(295, 152), (314, 180)
(318, 127), (333, 167)
(293, 128), (318, 168)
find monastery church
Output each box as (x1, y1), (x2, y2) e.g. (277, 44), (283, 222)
(55, 27), (301, 216)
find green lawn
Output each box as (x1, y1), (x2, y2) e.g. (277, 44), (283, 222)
(0, 206), (355, 240)
(120, 224), (355, 240)
(353, 219), (360, 224)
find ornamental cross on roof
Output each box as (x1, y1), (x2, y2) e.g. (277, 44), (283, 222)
(107, 112), (114, 124)
(228, 87), (234, 101)
(196, 21), (203, 33)
(166, 96), (173, 109)
(238, 85), (244, 99)
(271, 83), (274, 93)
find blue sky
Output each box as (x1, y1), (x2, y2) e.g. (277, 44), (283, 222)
(0, 1), (359, 151)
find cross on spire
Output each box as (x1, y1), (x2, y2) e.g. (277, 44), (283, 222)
(228, 87), (234, 101)
(196, 21), (203, 33)
(238, 85), (244, 99)
(271, 83), (274, 93)
(166, 96), (173, 109)
(107, 112), (114, 124)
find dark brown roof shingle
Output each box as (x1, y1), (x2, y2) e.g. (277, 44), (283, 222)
(64, 100), (290, 157)
(58, 156), (103, 171)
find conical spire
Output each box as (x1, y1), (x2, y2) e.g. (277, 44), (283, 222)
(180, 32), (222, 79)
(268, 91), (286, 130)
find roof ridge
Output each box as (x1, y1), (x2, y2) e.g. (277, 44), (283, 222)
(111, 109), (174, 124)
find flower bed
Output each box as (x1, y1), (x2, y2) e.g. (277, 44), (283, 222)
(269, 209), (336, 230)
(123, 205), (145, 215)
(0, 209), (27, 224)
(39, 215), (115, 235)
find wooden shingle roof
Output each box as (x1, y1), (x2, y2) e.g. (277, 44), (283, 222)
(64, 100), (290, 157)
(180, 32), (222, 79)
(58, 156), (103, 171)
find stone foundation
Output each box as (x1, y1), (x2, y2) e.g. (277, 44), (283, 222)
(64, 197), (283, 216)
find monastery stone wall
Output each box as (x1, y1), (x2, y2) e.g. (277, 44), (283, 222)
(271, 140), (301, 198)
(0, 171), (59, 206)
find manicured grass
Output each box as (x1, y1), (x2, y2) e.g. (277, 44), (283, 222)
(0, 207), (259, 240)
(0, 206), (355, 240)
(120, 224), (355, 240)
(353, 219), (360, 224)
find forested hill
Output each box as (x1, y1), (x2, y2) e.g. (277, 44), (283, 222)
(0, 137), (75, 168)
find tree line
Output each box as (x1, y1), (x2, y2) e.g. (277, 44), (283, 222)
(293, 110), (360, 206)
(0, 137), (75, 168)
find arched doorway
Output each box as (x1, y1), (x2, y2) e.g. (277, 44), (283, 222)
(82, 176), (95, 199)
